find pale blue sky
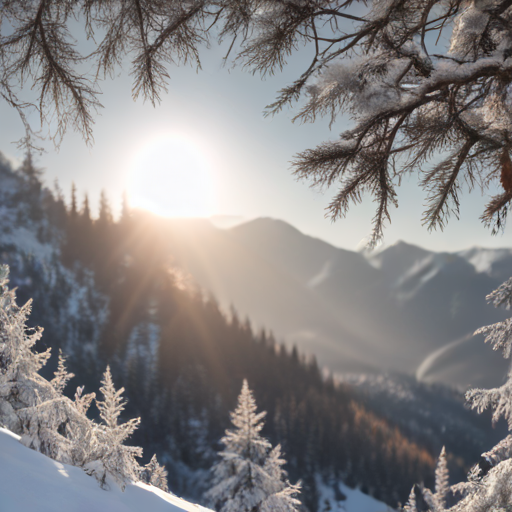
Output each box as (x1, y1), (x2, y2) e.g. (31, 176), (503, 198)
(0, 37), (510, 253)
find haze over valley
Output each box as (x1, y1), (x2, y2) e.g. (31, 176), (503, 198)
(162, 216), (511, 389)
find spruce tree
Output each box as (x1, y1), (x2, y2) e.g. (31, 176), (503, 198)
(51, 349), (75, 394)
(81, 194), (92, 224)
(452, 277), (512, 512)
(98, 190), (113, 226)
(206, 379), (300, 512)
(403, 486), (417, 512)
(70, 183), (77, 219)
(434, 446), (449, 511)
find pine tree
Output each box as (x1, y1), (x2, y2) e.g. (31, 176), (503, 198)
(77, 193), (94, 266)
(403, 486), (417, 512)
(62, 183), (81, 264)
(5, 2), (512, 243)
(260, 445), (301, 512)
(206, 379), (300, 512)
(18, 152), (42, 185)
(0, 263), (163, 493)
(0, 264), (51, 417)
(404, 278), (512, 512)
(65, 385), (98, 468)
(81, 194), (92, 224)
(70, 183), (77, 219)
(448, 277), (512, 512)
(98, 190), (113, 226)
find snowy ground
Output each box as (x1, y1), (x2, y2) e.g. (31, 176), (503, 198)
(316, 476), (395, 512)
(0, 427), (211, 512)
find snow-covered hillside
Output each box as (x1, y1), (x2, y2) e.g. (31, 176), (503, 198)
(0, 425), (394, 512)
(0, 156), (108, 379)
(0, 427), (210, 512)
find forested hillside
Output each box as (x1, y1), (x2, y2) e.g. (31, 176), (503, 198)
(57, 181), (434, 508)
(0, 153), (481, 509)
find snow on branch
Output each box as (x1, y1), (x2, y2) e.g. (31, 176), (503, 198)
(4, 2), (512, 242)
(474, 277), (512, 357)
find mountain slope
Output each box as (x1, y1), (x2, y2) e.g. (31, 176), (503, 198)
(165, 218), (378, 373)
(163, 218), (510, 388)
(457, 247), (512, 280)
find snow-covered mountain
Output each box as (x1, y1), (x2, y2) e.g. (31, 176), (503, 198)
(4, 150), (506, 390)
(0, 156), (107, 381)
(457, 247), (512, 282)
(162, 218), (511, 389)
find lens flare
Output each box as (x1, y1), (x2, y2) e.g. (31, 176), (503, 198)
(128, 134), (214, 218)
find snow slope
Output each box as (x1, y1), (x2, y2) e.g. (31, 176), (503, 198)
(0, 428), (211, 512)
(0, 426), (394, 512)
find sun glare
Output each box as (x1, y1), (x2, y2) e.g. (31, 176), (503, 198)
(127, 134), (214, 218)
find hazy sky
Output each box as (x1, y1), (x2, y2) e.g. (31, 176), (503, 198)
(0, 35), (510, 253)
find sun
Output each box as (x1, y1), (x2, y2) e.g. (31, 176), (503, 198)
(127, 134), (214, 218)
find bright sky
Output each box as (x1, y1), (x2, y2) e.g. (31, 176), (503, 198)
(0, 37), (510, 253)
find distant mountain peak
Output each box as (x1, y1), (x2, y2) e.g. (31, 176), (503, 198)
(366, 240), (432, 278)
(457, 246), (512, 278)
(230, 216), (304, 236)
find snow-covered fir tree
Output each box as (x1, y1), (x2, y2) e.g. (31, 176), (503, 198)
(51, 350), (75, 394)
(433, 446), (450, 511)
(0, 263), (96, 464)
(404, 277), (512, 512)
(404, 485), (417, 512)
(206, 379), (301, 512)
(403, 447), (450, 512)
(86, 365), (142, 490)
(142, 454), (170, 493)
(0, 263), (170, 494)
(0, 264), (51, 422)
(449, 276), (512, 512)
(0, 264), (78, 457)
